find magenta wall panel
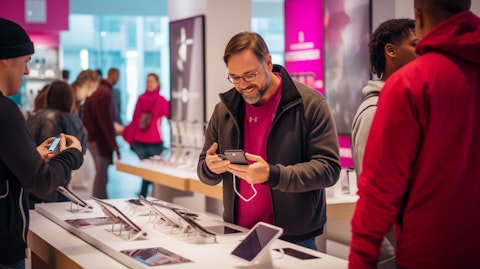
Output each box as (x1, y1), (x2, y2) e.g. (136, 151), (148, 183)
(0, 0), (69, 46)
(284, 0), (324, 95)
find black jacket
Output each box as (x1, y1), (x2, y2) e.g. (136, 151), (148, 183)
(0, 94), (83, 265)
(197, 65), (341, 242)
(26, 108), (87, 201)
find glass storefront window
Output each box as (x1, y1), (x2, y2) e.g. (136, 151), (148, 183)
(60, 13), (284, 125)
(61, 15), (168, 124)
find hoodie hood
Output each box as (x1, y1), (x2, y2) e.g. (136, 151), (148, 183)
(416, 11), (480, 65)
(140, 87), (161, 112)
(361, 80), (384, 96)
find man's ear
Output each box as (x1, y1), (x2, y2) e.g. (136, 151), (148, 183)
(0, 58), (10, 66)
(415, 8), (424, 30)
(265, 54), (273, 69)
(385, 43), (396, 58)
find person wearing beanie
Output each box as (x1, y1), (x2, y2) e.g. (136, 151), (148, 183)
(0, 18), (84, 269)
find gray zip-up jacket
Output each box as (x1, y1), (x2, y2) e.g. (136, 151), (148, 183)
(197, 65), (341, 243)
(351, 80), (383, 176)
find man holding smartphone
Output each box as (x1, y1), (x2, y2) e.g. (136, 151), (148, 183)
(0, 18), (83, 269)
(197, 32), (341, 250)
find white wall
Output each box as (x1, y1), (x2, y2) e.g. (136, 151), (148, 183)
(373, 0), (480, 31)
(168, 0), (251, 121)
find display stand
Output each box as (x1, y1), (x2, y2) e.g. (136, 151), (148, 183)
(177, 219), (217, 244)
(32, 200), (349, 269)
(252, 250), (274, 269)
(67, 201), (92, 214)
(105, 221), (147, 241)
(92, 197), (148, 241)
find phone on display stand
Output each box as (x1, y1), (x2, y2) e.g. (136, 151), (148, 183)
(48, 136), (61, 152)
(57, 186), (93, 210)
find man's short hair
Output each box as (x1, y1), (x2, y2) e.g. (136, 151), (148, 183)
(223, 32), (270, 65)
(369, 19), (415, 77)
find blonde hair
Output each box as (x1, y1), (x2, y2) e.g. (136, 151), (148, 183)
(71, 69), (101, 115)
(72, 69), (101, 88)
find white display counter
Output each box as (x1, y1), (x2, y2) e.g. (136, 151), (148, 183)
(115, 160), (358, 221)
(30, 200), (348, 269)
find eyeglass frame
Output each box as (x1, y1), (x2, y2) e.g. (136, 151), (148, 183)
(227, 64), (262, 84)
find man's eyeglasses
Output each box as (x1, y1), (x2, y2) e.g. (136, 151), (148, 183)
(227, 65), (262, 84)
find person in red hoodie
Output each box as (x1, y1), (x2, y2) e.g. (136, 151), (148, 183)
(122, 73), (170, 197)
(349, 0), (480, 268)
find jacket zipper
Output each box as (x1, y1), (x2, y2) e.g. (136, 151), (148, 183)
(266, 97), (303, 225)
(19, 188), (26, 243)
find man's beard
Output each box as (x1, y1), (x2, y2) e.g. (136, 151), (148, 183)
(241, 77), (270, 105)
(241, 84), (266, 105)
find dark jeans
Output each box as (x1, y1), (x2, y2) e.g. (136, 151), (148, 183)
(88, 141), (110, 199)
(295, 238), (317, 251)
(0, 259), (25, 269)
(132, 141), (164, 197)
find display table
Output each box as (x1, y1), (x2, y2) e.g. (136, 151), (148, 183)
(28, 210), (127, 269)
(29, 200), (348, 269)
(115, 160), (358, 220)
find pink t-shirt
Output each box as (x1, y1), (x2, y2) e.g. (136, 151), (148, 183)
(236, 73), (282, 229)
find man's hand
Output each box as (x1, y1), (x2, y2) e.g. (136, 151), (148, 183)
(205, 142), (230, 174)
(37, 134), (82, 161)
(227, 153), (270, 184)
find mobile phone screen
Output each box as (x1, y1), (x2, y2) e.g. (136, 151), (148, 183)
(205, 225), (242, 235)
(48, 136), (61, 152)
(230, 222), (283, 262)
(274, 247), (320, 260)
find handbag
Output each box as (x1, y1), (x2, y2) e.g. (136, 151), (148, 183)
(139, 111), (152, 130)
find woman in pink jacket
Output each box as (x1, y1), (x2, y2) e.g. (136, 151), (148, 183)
(123, 73), (170, 196)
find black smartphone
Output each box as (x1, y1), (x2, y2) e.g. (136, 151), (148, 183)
(205, 225), (242, 235)
(224, 149), (248, 165)
(48, 136), (61, 152)
(127, 198), (143, 206)
(273, 247), (320, 260)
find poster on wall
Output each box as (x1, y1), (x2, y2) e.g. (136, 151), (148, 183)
(284, 0), (324, 95)
(324, 0), (371, 135)
(169, 15), (205, 123)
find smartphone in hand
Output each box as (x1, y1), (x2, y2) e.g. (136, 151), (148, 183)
(48, 136), (61, 152)
(223, 149), (248, 165)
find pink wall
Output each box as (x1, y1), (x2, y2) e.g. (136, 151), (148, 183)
(284, 0), (324, 95)
(0, 0), (69, 46)
(284, 0), (353, 168)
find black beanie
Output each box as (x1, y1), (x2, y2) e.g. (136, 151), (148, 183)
(0, 18), (35, 60)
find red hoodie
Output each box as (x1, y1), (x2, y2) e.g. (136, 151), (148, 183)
(349, 11), (480, 269)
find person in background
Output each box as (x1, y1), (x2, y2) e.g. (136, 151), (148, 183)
(0, 18), (83, 269)
(350, 18), (418, 268)
(61, 69), (70, 82)
(71, 69), (101, 118)
(349, 0), (480, 268)
(122, 73), (170, 197)
(112, 84), (123, 125)
(69, 69), (101, 194)
(82, 67), (120, 199)
(197, 32), (341, 250)
(26, 80), (88, 208)
(32, 83), (50, 112)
